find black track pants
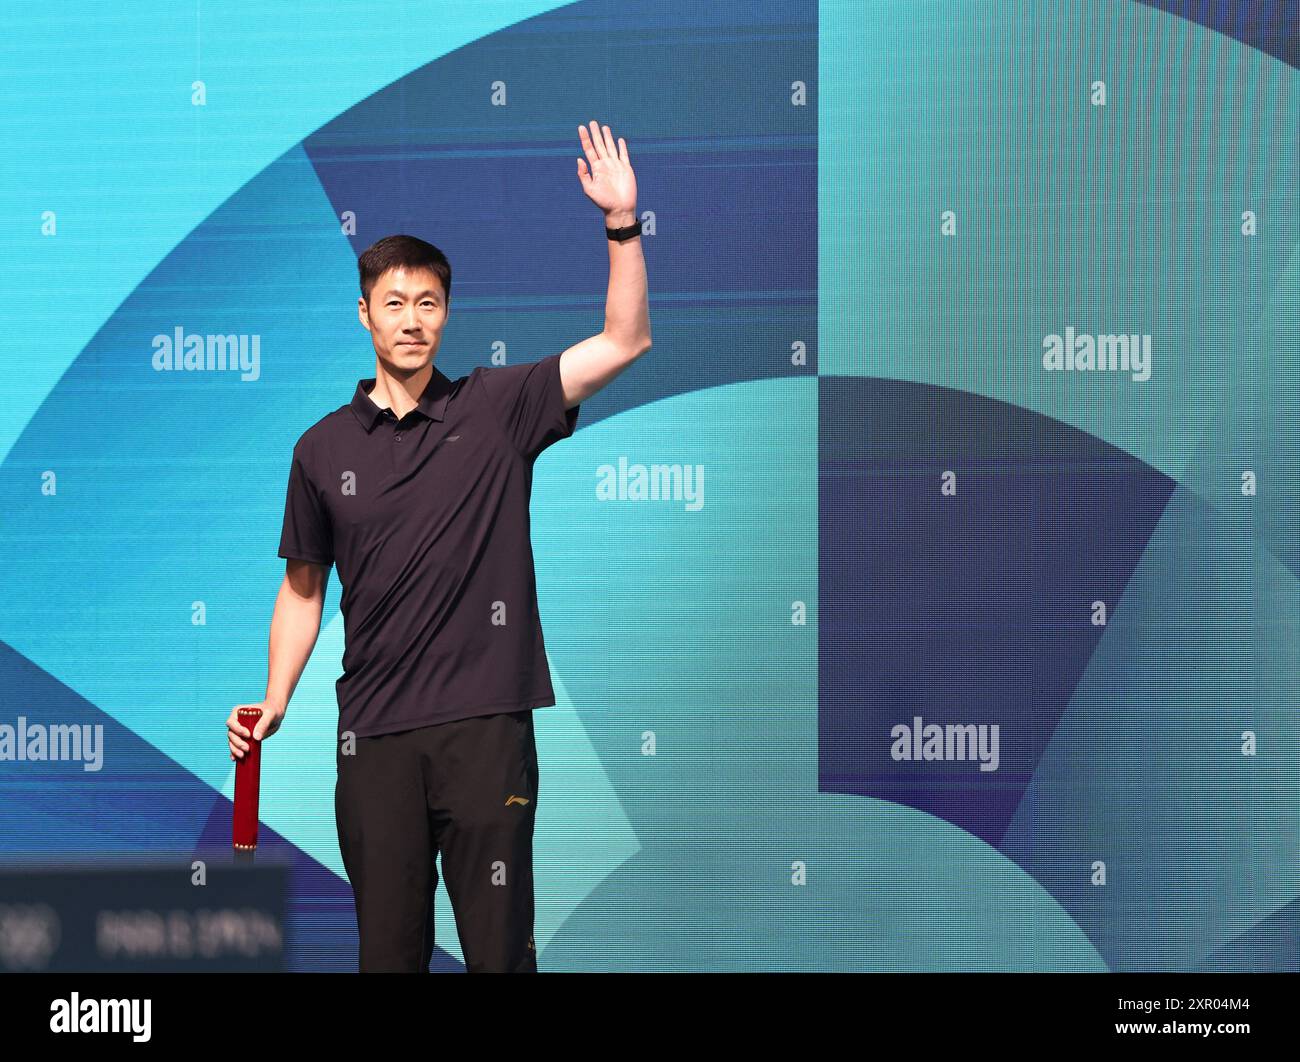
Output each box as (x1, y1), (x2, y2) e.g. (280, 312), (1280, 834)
(334, 709), (539, 972)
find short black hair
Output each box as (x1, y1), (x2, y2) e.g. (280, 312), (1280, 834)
(357, 234), (452, 308)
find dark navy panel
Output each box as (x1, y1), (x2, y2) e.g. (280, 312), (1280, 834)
(301, 0), (817, 428)
(819, 377), (1176, 848)
(1137, 0), (1299, 70)
(0, 641), (216, 857)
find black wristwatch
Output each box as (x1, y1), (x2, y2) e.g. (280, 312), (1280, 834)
(606, 218), (642, 242)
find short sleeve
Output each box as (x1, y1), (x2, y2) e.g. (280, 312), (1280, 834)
(475, 353), (581, 462)
(278, 444), (334, 567)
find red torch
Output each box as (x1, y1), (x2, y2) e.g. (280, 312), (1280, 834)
(233, 706), (263, 863)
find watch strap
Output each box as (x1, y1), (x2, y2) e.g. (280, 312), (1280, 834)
(605, 219), (642, 242)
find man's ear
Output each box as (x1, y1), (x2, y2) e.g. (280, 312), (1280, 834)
(357, 296), (371, 331)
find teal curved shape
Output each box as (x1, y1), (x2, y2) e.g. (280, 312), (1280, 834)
(821, 0), (1300, 488)
(0, 145), (379, 790)
(0, 0), (578, 466)
(528, 378), (1105, 969)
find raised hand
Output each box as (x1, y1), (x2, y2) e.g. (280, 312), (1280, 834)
(576, 120), (637, 223)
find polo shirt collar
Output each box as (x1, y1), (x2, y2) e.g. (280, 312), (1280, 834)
(349, 364), (454, 432)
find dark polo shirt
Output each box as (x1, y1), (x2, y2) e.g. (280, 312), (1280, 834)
(277, 353), (580, 738)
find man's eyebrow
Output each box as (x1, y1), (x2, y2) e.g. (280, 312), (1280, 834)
(383, 289), (441, 298)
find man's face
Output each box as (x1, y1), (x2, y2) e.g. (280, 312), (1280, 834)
(358, 266), (449, 374)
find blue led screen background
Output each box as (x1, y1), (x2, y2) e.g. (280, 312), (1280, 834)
(0, 0), (1296, 971)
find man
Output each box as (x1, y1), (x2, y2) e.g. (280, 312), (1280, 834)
(226, 121), (650, 972)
